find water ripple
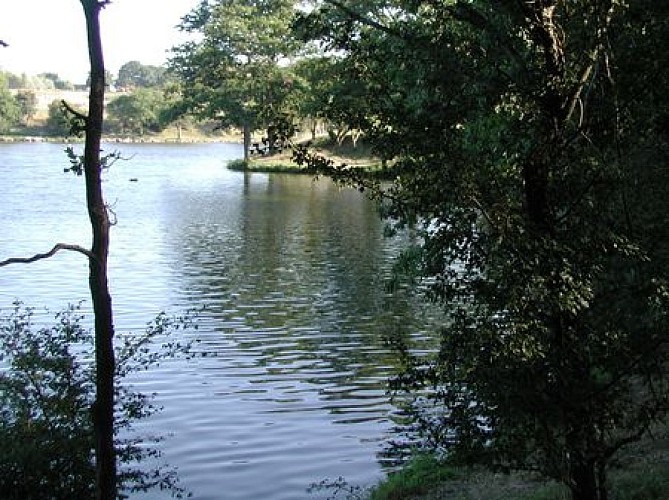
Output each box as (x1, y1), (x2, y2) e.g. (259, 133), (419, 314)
(0, 143), (440, 500)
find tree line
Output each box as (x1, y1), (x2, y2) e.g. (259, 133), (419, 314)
(0, 61), (182, 137)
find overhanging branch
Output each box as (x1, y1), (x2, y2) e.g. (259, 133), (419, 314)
(323, 0), (406, 39)
(0, 243), (96, 267)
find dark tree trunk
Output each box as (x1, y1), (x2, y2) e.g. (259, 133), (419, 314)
(267, 125), (276, 153)
(571, 461), (599, 500)
(597, 462), (609, 500)
(521, 0), (565, 237)
(523, 151), (554, 235)
(519, 7), (609, 500)
(243, 122), (251, 161)
(80, 2), (117, 499)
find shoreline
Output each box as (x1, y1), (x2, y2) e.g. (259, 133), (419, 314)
(0, 135), (241, 144)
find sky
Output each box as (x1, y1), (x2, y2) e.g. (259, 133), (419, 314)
(0, 0), (201, 84)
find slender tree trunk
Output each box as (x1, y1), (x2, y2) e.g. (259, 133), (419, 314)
(267, 125), (276, 153)
(522, 0), (564, 236)
(523, 152), (553, 234)
(597, 462), (609, 500)
(243, 122), (251, 161)
(80, 2), (117, 499)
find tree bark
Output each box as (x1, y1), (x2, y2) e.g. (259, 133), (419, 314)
(571, 460), (599, 500)
(521, 1), (564, 236)
(523, 150), (553, 234)
(80, 2), (117, 499)
(267, 125), (276, 153)
(243, 122), (251, 161)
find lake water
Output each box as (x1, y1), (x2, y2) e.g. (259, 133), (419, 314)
(0, 142), (433, 499)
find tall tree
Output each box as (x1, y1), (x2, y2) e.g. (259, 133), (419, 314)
(293, 55), (370, 143)
(79, 2), (116, 497)
(170, 0), (302, 160)
(296, 1), (669, 499)
(0, 2), (117, 498)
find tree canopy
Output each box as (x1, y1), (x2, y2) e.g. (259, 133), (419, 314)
(106, 88), (166, 135)
(169, 0), (304, 158)
(294, 1), (669, 499)
(116, 60), (168, 89)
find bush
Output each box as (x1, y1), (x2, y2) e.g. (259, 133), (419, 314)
(0, 304), (95, 499)
(0, 303), (196, 499)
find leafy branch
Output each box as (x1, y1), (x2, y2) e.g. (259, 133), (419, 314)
(63, 146), (126, 176)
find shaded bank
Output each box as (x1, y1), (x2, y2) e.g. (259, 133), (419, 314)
(367, 418), (669, 500)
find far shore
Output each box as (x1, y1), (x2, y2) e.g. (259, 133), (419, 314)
(0, 134), (242, 145)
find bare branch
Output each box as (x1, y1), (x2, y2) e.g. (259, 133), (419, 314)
(61, 99), (89, 122)
(0, 243), (96, 267)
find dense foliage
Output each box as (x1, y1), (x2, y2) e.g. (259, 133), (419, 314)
(169, 0), (304, 157)
(0, 63), (181, 138)
(106, 88), (167, 136)
(0, 71), (75, 91)
(0, 73), (20, 133)
(15, 90), (37, 125)
(0, 305), (95, 499)
(293, 1), (669, 499)
(116, 61), (168, 90)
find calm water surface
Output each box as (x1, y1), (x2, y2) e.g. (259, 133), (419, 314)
(0, 142), (433, 499)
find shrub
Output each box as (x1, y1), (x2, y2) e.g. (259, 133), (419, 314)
(0, 303), (196, 499)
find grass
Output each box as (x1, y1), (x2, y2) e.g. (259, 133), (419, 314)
(366, 456), (563, 500)
(368, 419), (669, 500)
(227, 158), (308, 174)
(368, 455), (460, 500)
(369, 458), (669, 500)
